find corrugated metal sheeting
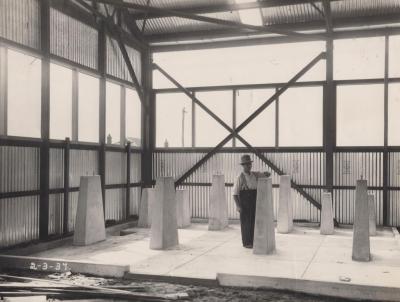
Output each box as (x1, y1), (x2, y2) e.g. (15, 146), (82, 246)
(333, 152), (384, 225)
(50, 8), (98, 69)
(0, 0), (40, 49)
(0, 146), (40, 247)
(153, 151), (323, 222)
(106, 36), (142, 83)
(389, 152), (400, 226)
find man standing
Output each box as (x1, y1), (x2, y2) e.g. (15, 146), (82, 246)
(233, 154), (271, 248)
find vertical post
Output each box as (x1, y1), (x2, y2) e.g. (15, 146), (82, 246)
(98, 21), (107, 211)
(275, 87), (279, 147)
(141, 50), (154, 188)
(324, 37), (335, 194)
(0, 46), (7, 136)
(72, 69), (79, 141)
(120, 86), (126, 146)
(39, 0), (51, 240)
(232, 89), (236, 147)
(383, 34), (389, 226)
(191, 91), (196, 147)
(63, 137), (70, 234)
(126, 142), (131, 219)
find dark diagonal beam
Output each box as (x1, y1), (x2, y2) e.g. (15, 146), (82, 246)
(76, 0), (147, 111)
(93, 0), (326, 40)
(171, 52), (326, 187)
(154, 64), (321, 209)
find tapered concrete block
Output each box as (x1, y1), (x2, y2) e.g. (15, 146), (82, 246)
(368, 194), (377, 236)
(208, 174), (229, 231)
(150, 177), (179, 250)
(320, 192), (334, 235)
(253, 177), (276, 255)
(176, 189), (191, 228)
(352, 179), (370, 262)
(138, 188), (155, 228)
(73, 176), (106, 246)
(277, 175), (293, 234)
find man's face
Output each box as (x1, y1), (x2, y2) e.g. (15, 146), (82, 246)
(242, 162), (252, 173)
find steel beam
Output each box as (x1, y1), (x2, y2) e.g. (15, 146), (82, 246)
(39, 0), (51, 240)
(93, 0), (326, 40)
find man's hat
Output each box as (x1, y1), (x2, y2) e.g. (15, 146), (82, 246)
(240, 154), (253, 165)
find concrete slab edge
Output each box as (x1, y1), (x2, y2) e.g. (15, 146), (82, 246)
(0, 254), (129, 278)
(217, 273), (400, 302)
(124, 272), (219, 287)
(1, 221), (137, 256)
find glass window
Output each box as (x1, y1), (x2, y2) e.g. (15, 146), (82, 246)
(106, 81), (121, 145)
(334, 37), (385, 80)
(153, 41), (325, 88)
(337, 84), (384, 146)
(195, 90), (233, 147)
(126, 88), (141, 147)
(236, 89), (275, 147)
(279, 87), (323, 147)
(156, 93), (192, 148)
(389, 35), (400, 78)
(78, 72), (99, 143)
(50, 63), (73, 140)
(7, 49), (41, 137)
(389, 84), (400, 146)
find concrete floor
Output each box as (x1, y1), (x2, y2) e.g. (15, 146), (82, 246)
(31, 224), (400, 300)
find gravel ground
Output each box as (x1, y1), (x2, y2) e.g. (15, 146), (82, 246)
(0, 271), (355, 302)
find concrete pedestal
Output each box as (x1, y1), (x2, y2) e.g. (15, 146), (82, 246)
(352, 179), (370, 262)
(150, 177), (179, 250)
(176, 189), (191, 228)
(73, 176), (106, 246)
(253, 177), (276, 255)
(208, 174), (229, 231)
(277, 175), (293, 234)
(320, 192), (334, 235)
(138, 188), (155, 228)
(368, 194), (377, 236)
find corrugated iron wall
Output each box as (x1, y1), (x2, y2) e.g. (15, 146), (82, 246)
(106, 36), (142, 83)
(389, 152), (400, 225)
(0, 0), (40, 49)
(50, 8), (98, 69)
(0, 146), (40, 247)
(153, 151), (323, 222)
(333, 152), (384, 225)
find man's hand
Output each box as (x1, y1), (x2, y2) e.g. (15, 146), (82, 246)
(236, 206), (242, 213)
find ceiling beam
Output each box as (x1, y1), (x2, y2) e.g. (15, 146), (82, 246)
(145, 12), (400, 43)
(92, 0), (326, 40)
(129, 0), (341, 20)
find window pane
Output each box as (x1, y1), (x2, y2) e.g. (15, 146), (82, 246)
(78, 72), (99, 143)
(334, 37), (385, 80)
(279, 87), (323, 147)
(7, 49), (41, 137)
(236, 89), (275, 147)
(126, 88), (141, 147)
(50, 63), (72, 140)
(195, 91), (233, 147)
(156, 93), (192, 147)
(106, 81), (121, 145)
(389, 83), (400, 146)
(154, 41), (325, 88)
(389, 35), (400, 78)
(337, 84), (384, 146)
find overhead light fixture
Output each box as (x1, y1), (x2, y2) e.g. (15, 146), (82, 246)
(235, 0), (264, 26)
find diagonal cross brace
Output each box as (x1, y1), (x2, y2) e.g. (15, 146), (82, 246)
(165, 52), (325, 188)
(154, 63), (322, 209)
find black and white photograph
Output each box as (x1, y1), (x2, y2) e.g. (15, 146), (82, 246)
(0, 0), (400, 301)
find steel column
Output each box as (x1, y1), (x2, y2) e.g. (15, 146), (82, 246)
(63, 138), (70, 234)
(72, 69), (79, 141)
(383, 34), (389, 225)
(39, 0), (51, 240)
(0, 47), (7, 136)
(126, 142), (131, 218)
